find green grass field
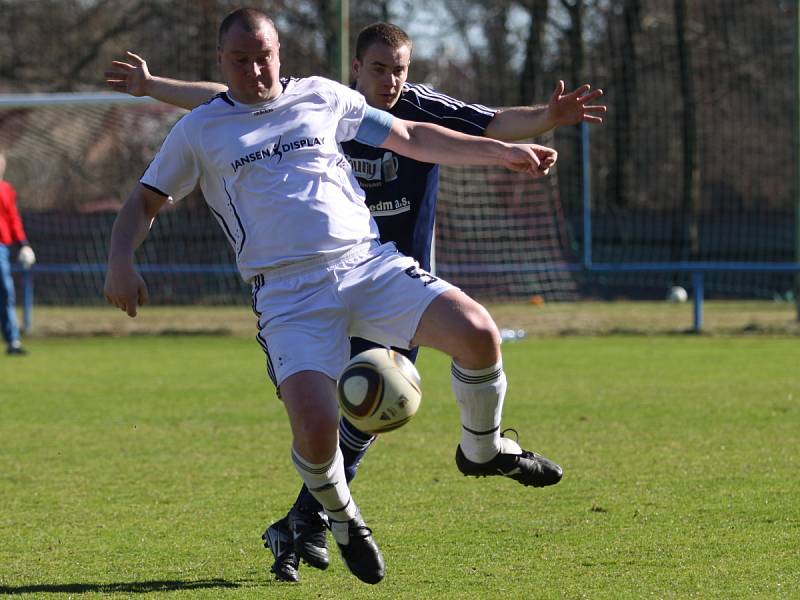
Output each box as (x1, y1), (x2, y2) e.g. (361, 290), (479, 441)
(2, 331), (798, 598)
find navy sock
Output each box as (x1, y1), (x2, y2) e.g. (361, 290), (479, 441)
(338, 415), (376, 481)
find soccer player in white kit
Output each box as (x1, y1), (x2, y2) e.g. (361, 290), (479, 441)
(104, 8), (562, 585)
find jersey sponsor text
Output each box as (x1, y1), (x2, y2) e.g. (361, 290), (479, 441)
(369, 197), (410, 217)
(346, 152), (398, 183)
(231, 136), (325, 173)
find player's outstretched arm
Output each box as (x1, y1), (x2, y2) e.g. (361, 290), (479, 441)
(382, 119), (556, 176)
(105, 51), (226, 110)
(104, 185), (167, 317)
(483, 80), (607, 141)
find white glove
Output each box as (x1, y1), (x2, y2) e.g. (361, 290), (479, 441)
(18, 245), (36, 269)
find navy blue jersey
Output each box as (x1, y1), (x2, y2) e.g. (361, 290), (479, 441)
(341, 83), (495, 270)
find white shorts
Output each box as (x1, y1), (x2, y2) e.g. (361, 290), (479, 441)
(251, 242), (456, 387)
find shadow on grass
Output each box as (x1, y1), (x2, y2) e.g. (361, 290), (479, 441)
(0, 578), (241, 595)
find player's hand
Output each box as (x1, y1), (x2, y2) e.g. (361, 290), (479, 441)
(17, 245), (36, 269)
(548, 80), (606, 127)
(105, 51), (151, 97)
(104, 261), (149, 317)
(503, 144), (557, 177)
(532, 144), (557, 175)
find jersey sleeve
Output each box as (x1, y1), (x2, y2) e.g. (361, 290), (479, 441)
(0, 183), (28, 244)
(314, 78), (369, 143)
(140, 117), (202, 202)
(401, 83), (496, 136)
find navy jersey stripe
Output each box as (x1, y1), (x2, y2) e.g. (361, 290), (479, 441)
(250, 273), (264, 317)
(221, 177), (246, 257)
(256, 330), (278, 389)
(140, 182), (169, 197)
(406, 83), (495, 116)
(398, 83), (496, 135)
(396, 97), (488, 135)
(207, 203), (237, 248)
(252, 281), (278, 392)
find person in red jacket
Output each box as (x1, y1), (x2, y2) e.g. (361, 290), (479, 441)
(0, 152), (36, 355)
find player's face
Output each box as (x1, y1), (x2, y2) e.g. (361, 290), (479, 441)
(218, 22), (282, 104)
(352, 42), (411, 110)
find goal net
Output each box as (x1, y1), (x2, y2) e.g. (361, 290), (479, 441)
(1, 95), (577, 305)
(0, 94), (245, 306)
(436, 152), (580, 301)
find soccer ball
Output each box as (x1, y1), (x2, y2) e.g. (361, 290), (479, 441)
(337, 348), (422, 434)
(667, 285), (688, 303)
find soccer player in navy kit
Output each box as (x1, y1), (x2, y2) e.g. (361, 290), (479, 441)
(105, 17), (603, 583)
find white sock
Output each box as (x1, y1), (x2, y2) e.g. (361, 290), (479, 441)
(291, 447), (358, 522)
(451, 360), (507, 463)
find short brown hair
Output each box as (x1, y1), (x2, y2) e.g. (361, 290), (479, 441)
(355, 22), (412, 61)
(218, 7), (276, 48)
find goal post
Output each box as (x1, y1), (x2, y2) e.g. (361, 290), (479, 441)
(0, 92), (158, 108)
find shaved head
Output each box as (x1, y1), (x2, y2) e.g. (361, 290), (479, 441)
(218, 7), (277, 48)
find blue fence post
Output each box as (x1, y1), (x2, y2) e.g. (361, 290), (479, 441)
(692, 271), (704, 332)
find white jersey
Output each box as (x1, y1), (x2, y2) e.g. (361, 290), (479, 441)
(141, 76), (379, 281)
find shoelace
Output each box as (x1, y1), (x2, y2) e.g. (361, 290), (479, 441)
(351, 525), (373, 539)
(500, 427), (520, 442)
(501, 428), (537, 460)
(328, 519), (373, 540)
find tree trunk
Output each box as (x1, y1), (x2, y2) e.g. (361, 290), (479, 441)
(675, 0), (700, 261)
(519, 0), (548, 104)
(608, 0), (640, 211)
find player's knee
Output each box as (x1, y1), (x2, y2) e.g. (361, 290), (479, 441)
(284, 396), (339, 461)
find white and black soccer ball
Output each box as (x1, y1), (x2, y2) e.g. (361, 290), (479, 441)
(337, 348), (422, 434)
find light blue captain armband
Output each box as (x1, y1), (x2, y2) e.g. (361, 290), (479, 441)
(354, 106), (395, 147)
